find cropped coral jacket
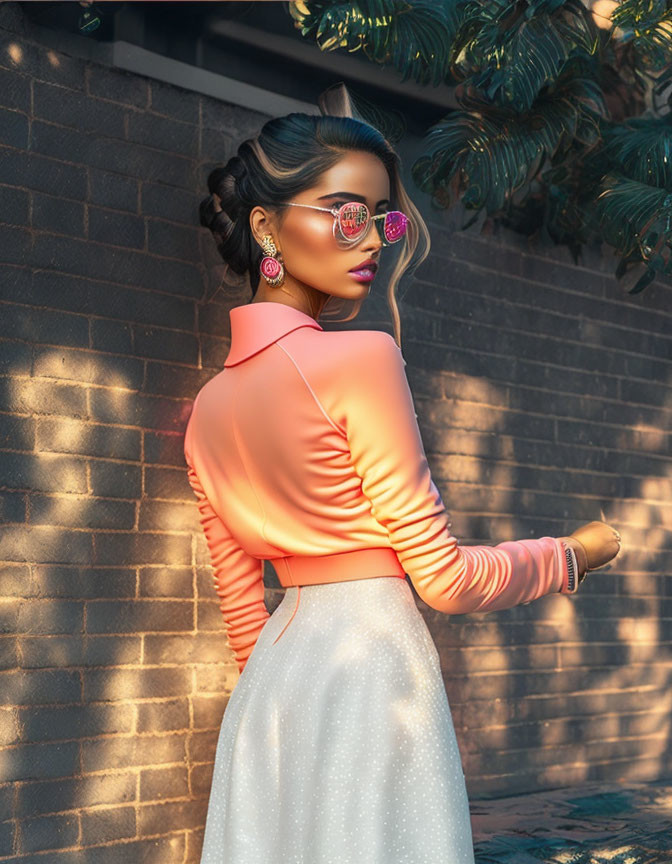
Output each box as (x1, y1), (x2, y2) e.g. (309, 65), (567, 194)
(183, 301), (574, 674)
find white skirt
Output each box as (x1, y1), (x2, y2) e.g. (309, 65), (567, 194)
(199, 575), (476, 864)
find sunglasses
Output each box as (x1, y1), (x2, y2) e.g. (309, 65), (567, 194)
(285, 201), (408, 247)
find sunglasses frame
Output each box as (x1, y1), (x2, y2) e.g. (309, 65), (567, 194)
(285, 201), (408, 247)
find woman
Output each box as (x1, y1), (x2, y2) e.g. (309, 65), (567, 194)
(184, 83), (621, 863)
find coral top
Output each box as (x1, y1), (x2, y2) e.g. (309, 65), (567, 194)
(184, 301), (574, 673)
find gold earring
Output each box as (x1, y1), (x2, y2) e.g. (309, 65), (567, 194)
(259, 234), (285, 287)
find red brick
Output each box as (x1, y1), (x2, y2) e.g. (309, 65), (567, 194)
(191, 694), (227, 730)
(139, 765), (189, 802)
(138, 798), (205, 836)
(84, 667), (191, 701)
(189, 763), (214, 798)
(80, 805), (136, 845)
(136, 698), (190, 733)
(81, 732), (186, 772)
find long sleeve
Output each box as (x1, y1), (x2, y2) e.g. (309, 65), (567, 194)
(342, 332), (572, 614)
(184, 453), (270, 674)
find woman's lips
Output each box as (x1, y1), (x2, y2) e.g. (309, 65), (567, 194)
(348, 268), (376, 282)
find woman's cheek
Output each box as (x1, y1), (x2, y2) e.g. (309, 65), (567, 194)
(291, 252), (338, 292)
(283, 222), (337, 281)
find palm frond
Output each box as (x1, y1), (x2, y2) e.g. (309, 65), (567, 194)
(288, 0), (464, 86)
(599, 117), (672, 191)
(611, 1), (672, 70)
(412, 75), (605, 218)
(590, 173), (672, 291)
(469, 15), (570, 111)
(451, 0), (600, 112)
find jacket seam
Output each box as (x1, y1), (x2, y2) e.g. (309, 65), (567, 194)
(276, 342), (347, 437)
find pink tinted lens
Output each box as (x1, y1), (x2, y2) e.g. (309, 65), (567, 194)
(338, 202), (369, 241)
(384, 211), (408, 243)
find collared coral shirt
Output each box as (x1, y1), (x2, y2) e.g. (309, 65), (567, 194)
(183, 301), (573, 674)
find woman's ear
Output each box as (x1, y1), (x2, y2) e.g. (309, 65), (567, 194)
(250, 206), (277, 248)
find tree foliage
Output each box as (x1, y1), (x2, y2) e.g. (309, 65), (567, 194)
(289, 0), (672, 294)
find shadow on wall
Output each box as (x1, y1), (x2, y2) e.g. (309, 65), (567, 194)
(401, 254), (672, 801)
(0, 348), (243, 860)
(3, 301), (670, 859)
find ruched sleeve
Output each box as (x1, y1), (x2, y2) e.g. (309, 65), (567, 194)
(184, 452), (269, 674)
(342, 331), (572, 614)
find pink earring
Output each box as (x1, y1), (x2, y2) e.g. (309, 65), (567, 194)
(259, 234), (285, 287)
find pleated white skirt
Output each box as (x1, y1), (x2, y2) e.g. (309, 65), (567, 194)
(199, 575), (476, 864)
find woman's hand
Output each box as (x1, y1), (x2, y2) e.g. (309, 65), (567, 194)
(560, 521), (622, 583)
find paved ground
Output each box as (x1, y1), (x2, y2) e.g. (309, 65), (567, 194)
(470, 778), (672, 863)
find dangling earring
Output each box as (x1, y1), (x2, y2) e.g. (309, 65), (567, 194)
(259, 234), (285, 287)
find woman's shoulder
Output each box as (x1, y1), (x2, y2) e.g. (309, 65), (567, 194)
(300, 328), (407, 409)
(316, 327), (401, 360)
(299, 328), (407, 386)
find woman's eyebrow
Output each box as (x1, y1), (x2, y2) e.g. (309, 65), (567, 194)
(317, 192), (390, 206)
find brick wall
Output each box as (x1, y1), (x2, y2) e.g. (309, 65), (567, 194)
(1, 2), (671, 861)
(407, 225), (672, 798)
(0, 5), (262, 860)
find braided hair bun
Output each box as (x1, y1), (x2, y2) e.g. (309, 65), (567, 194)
(199, 157), (252, 282)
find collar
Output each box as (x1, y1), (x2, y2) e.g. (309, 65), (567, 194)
(223, 301), (324, 367)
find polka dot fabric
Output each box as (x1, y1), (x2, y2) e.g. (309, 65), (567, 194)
(199, 575), (476, 863)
